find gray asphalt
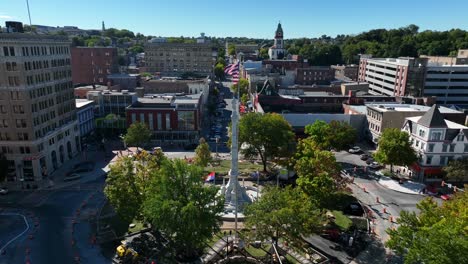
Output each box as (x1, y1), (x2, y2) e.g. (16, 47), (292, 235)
(0, 162), (109, 264)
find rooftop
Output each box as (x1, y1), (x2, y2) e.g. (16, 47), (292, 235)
(406, 116), (468, 129)
(75, 99), (94, 108)
(74, 84), (108, 90)
(367, 104), (463, 114)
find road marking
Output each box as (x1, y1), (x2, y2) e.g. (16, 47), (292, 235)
(0, 213), (30, 253)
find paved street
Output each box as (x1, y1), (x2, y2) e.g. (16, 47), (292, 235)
(335, 150), (425, 242)
(0, 151), (110, 264)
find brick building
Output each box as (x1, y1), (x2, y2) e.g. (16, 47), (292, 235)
(295, 67), (335, 85)
(126, 94), (202, 146)
(71, 47), (118, 85)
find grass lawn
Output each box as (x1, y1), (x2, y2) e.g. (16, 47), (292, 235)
(245, 244), (271, 257)
(128, 220), (146, 233)
(286, 255), (300, 264)
(205, 159), (264, 175)
(332, 210), (353, 231)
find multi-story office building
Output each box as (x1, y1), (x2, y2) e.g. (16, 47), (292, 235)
(71, 47), (118, 85)
(402, 105), (468, 182)
(366, 103), (465, 144)
(0, 31), (80, 186)
(144, 38), (215, 76)
(423, 64), (468, 109)
(358, 57), (427, 97)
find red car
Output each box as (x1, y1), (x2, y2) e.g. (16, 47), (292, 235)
(440, 194), (452, 201)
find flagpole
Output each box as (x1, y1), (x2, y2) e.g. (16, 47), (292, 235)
(234, 54), (242, 242)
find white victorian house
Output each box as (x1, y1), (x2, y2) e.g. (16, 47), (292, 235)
(402, 105), (468, 183)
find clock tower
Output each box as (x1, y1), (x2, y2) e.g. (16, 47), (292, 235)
(268, 22), (286, 60)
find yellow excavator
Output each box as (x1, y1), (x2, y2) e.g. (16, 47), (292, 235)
(116, 240), (139, 262)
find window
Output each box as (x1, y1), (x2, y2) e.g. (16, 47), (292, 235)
(426, 156), (432, 165)
(139, 113), (145, 123)
(457, 134), (465, 141)
(430, 131), (442, 141)
(157, 113), (162, 130)
(131, 113), (136, 123)
(165, 113), (171, 130)
(415, 140), (419, 147)
(440, 156), (448, 166)
(449, 144), (455, 152)
(465, 143), (468, 152)
(148, 113), (154, 130)
(177, 111), (195, 130)
(421, 142), (425, 150)
(442, 144), (448, 152)
(428, 143), (434, 152)
(419, 129), (425, 137)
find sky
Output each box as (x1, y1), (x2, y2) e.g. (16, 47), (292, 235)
(1, 0), (468, 39)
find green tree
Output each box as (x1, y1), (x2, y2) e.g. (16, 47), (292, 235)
(228, 43), (236, 56)
(230, 78), (249, 97)
(123, 122), (151, 149)
(374, 128), (418, 172)
(328, 120), (358, 150)
(245, 186), (324, 248)
(293, 139), (341, 206)
(240, 93), (249, 105)
(104, 151), (166, 222)
(216, 57), (226, 67)
(304, 120), (358, 151)
(443, 157), (468, 183)
(237, 113), (295, 172)
(386, 192), (468, 264)
(129, 44), (144, 53)
(259, 47), (269, 59)
(214, 63), (225, 80)
(143, 159), (224, 259)
(194, 138), (211, 167)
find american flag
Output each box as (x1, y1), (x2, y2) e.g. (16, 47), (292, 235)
(224, 62), (239, 84)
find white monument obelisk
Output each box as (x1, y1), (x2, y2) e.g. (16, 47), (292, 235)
(223, 59), (251, 236)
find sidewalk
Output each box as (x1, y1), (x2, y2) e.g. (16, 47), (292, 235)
(377, 175), (425, 195)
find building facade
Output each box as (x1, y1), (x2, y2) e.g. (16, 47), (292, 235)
(424, 65), (468, 109)
(332, 64), (359, 81)
(75, 99), (95, 138)
(367, 104), (466, 144)
(0, 32), (80, 186)
(144, 40), (215, 76)
(402, 105), (468, 182)
(107, 73), (140, 91)
(358, 57), (427, 97)
(268, 23), (286, 60)
(295, 67), (335, 85)
(126, 94), (202, 146)
(86, 90), (137, 117)
(71, 47), (118, 85)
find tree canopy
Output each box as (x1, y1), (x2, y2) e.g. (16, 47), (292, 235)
(104, 150), (166, 222)
(386, 192), (468, 264)
(143, 159), (224, 258)
(443, 157), (468, 183)
(374, 128), (417, 171)
(123, 122), (152, 148)
(194, 138), (211, 167)
(237, 112), (295, 171)
(230, 78), (249, 97)
(304, 120), (357, 151)
(214, 63), (225, 80)
(244, 186), (324, 248)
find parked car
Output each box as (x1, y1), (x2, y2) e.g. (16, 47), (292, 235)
(0, 188), (9, 195)
(368, 162), (381, 169)
(440, 194), (452, 201)
(366, 158), (374, 165)
(360, 154), (369, 160)
(348, 146), (361, 154)
(183, 144), (198, 150)
(64, 173), (81, 182)
(344, 202), (364, 216)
